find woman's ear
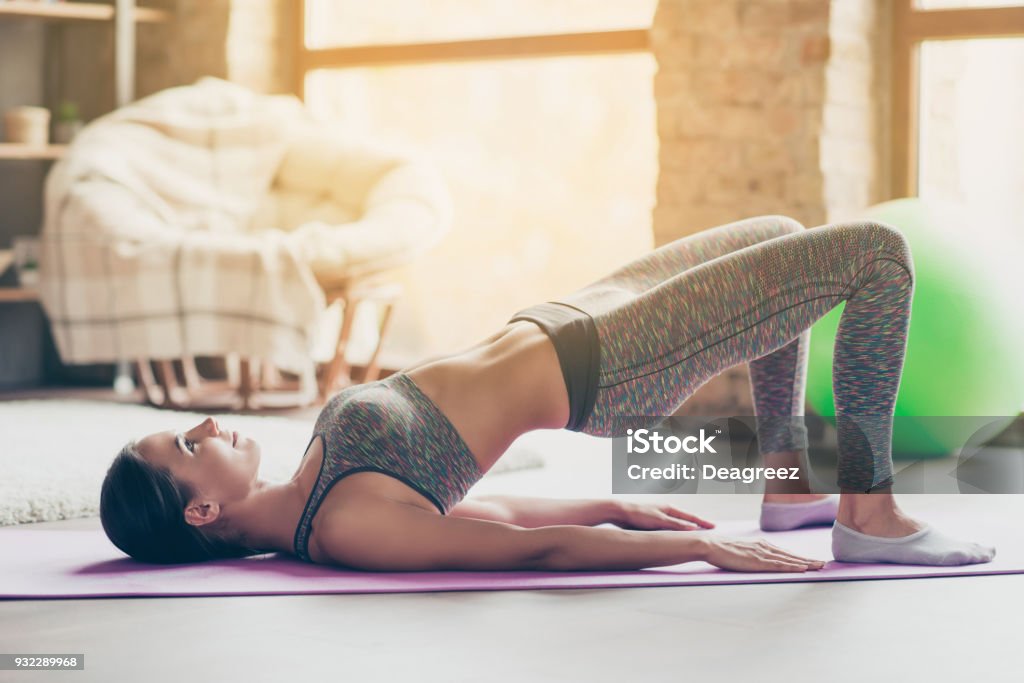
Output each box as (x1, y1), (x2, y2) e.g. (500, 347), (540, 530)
(184, 501), (221, 528)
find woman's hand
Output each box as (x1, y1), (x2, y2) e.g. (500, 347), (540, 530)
(611, 501), (716, 531)
(702, 537), (826, 572)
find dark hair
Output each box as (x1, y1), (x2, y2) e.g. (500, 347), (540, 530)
(100, 441), (266, 564)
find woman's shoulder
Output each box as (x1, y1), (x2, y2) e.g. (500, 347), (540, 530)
(307, 481), (440, 565)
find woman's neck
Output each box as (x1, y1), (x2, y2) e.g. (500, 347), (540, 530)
(227, 477), (312, 555)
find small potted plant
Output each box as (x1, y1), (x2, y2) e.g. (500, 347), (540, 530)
(53, 101), (84, 145)
(13, 236), (40, 288)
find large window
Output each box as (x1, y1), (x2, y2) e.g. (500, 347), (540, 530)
(918, 38), (1024, 228)
(304, 0), (654, 47)
(892, 0), (1024, 216)
(294, 1), (658, 363)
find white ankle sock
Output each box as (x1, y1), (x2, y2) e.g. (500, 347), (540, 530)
(760, 495), (839, 531)
(832, 521), (996, 566)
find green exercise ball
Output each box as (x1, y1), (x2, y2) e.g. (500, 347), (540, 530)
(805, 199), (1024, 457)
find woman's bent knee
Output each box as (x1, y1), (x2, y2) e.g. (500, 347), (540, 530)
(748, 214), (806, 237)
(858, 221), (915, 276)
(824, 220), (915, 278)
(770, 215), (807, 235)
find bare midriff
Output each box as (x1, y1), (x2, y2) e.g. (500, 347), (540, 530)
(403, 320), (570, 474)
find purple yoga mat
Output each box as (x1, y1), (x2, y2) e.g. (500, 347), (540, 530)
(0, 515), (1015, 599)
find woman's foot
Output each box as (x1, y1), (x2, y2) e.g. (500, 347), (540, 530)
(758, 449), (838, 531)
(832, 491), (996, 566)
(760, 493), (839, 531)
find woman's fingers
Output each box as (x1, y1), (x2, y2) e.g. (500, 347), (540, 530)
(660, 514), (704, 531)
(662, 506), (715, 528)
(767, 559), (811, 572)
(752, 547), (818, 571)
(757, 541), (825, 566)
(706, 537), (828, 572)
(763, 550), (825, 570)
(761, 548), (823, 569)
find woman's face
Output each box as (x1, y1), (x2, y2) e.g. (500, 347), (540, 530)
(135, 417), (261, 521)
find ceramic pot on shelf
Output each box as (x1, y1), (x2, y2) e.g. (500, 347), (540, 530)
(4, 106), (50, 146)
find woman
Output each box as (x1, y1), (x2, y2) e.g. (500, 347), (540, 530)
(100, 215), (996, 571)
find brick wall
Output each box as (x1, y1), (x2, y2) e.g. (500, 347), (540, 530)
(821, 0), (890, 223)
(651, 0), (891, 417)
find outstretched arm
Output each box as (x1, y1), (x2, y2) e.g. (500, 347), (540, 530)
(448, 494), (715, 531)
(319, 497), (821, 572)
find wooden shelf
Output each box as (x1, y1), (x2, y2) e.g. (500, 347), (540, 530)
(0, 287), (39, 302)
(0, 250), (38, 302)
(0, 1), (169, 23)
(0, 143), (66, 160)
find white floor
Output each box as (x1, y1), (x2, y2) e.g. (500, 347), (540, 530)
(3, 429), (1023, 683)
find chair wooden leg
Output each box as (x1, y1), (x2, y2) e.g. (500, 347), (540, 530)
(132, 276), (405, 411)
(156, 359), (184, 408)
(319, 296), (361, 400)
(362, 299), (396, 383)
(239, 358), (254, 410)
(135, 359), (164, 407)
(135, 354), (316, 412)
(181, 355), (203, 394)
(225, 353), (240, 388)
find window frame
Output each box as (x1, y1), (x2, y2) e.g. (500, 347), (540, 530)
(290, 0), (651, 100)
(892, 1), (1024, 198)
(291, 1), (1024, 201)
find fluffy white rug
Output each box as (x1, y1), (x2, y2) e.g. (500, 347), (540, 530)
(0, 399), (545, 526)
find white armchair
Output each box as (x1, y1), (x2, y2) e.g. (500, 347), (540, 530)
(38, 77), (451, 409)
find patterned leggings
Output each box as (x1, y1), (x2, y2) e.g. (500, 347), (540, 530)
(554, 216), (915, 492)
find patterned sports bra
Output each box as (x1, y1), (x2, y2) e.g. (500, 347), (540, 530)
(292, 372), (484, 563)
